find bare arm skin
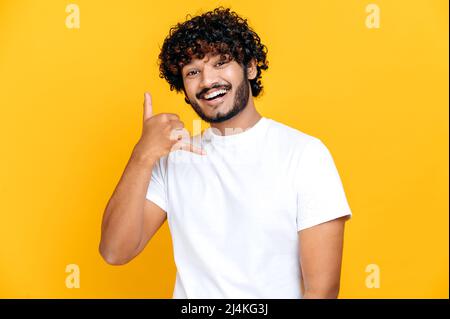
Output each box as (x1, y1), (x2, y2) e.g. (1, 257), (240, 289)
(99, 92), (206, 265)
(298, 215), (349, 298)
(99, 151), (166, 265)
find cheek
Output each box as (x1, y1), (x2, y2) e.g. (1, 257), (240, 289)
(224, 66), (245, 87)
(183, 82), (197, 98)
(224, 68), (239, 81)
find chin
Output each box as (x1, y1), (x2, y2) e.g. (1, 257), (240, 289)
(212, 104), (232, 117)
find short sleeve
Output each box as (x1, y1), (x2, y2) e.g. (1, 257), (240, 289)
(296, 138), (352, 231)
(145, 156), (168, 212)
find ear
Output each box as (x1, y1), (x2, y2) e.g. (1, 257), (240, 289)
(246, 59), (257, 80)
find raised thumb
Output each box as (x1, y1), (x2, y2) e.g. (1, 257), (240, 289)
(143, 92), (153, 121)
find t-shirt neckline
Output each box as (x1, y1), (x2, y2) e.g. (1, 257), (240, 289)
(203, 116), (269, 144)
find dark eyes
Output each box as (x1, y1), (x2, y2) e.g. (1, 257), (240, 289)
(186, 60), (228, 77)
(186, 70), (198, 77)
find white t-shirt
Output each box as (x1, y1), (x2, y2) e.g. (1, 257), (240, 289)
(145, 116), (352, 299)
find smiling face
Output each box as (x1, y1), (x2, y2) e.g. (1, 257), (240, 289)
(182, 53), (256, 123)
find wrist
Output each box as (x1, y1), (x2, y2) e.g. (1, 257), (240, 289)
(131, 144), (158, 168)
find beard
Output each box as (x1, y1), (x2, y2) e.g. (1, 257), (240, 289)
(186, 68), (250, 124)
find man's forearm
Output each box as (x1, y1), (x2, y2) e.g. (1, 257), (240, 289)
(99, 147), (157, 265)
(302, 287), (340, 299)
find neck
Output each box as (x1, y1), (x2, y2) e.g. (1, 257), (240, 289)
(209, 97), (262, 136)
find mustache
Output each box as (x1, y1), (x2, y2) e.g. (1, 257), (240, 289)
(196, 83), (232, 99)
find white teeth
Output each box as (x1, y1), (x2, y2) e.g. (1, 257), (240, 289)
(204, 89), (227, 99)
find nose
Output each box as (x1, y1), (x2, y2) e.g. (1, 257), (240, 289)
(199, 64), (219, 90)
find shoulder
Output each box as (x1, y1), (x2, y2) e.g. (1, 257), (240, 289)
(264, 117), (322, 152)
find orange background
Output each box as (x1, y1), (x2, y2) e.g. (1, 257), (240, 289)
(0, 0), (448, 298)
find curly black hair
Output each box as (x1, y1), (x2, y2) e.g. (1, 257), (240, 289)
(158, 7), (269, 98)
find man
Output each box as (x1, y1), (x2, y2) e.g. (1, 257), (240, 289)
(99, 7), (352, 299)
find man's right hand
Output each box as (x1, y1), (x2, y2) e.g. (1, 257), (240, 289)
(133, 92), (206, 164)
